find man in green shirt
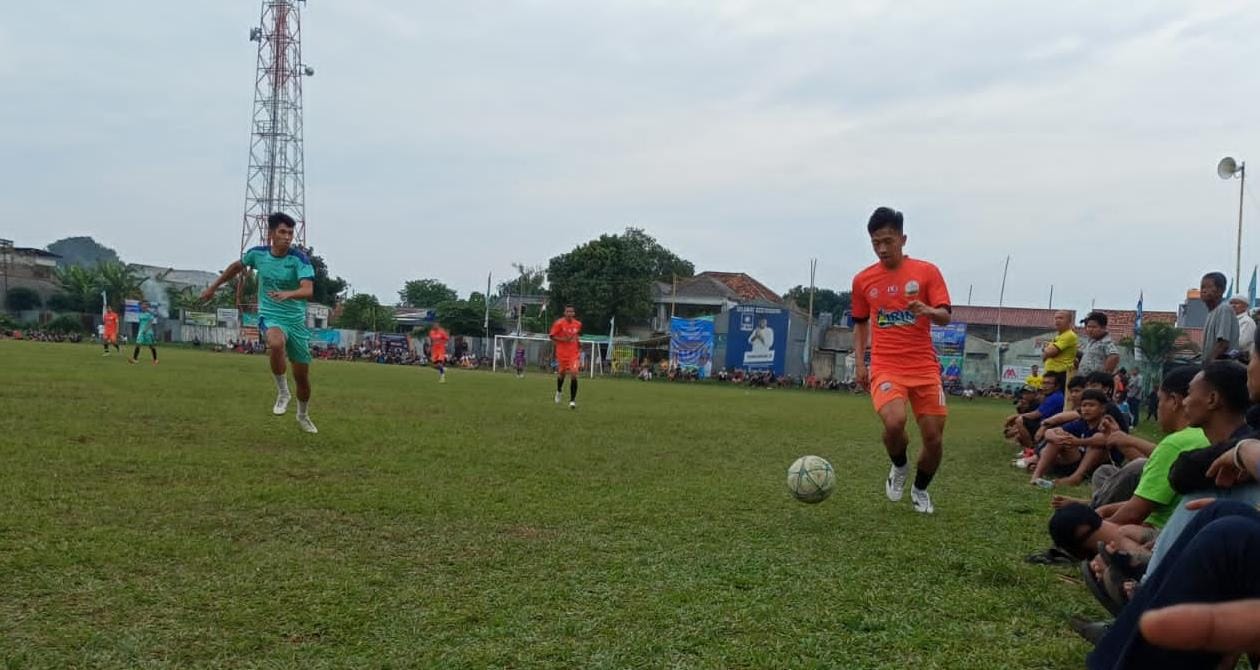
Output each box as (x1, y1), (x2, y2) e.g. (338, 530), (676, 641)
(202, 213), (318, 433)
(128, 300), (159, 365)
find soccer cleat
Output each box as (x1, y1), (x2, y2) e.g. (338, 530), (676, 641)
(911, 487), (934, 514)
(127, 358), (137, 365)
(273, 393), (291, 416)
(885, 464), (908, 502)
(569, 401), (576, 410)
(555, 391), (562, 404)
(439, 374), (446, 384)
(152, 359), (159, 366)
(297, 415), (318, 434)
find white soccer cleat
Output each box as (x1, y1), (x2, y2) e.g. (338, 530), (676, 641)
(273, 393), (291, 416)
(555, 391), (562, 404)
(297, 414), (318, 434)
(439, 374), (446, 384)
(911, 487), (934, 514)
(569, 401), (576, 410)
(885, 464), (908, 502)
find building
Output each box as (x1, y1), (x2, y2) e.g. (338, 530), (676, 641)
(0, 241), (63, 307)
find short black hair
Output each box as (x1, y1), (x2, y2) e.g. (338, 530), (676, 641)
(1201, 361), (1249, 414)
(1044, 371), (1066, 390)
(1202, 272), (1227, 292)
(267, 212), (297, 231)
(1080, 389), (1109, 406)
(1085, 371), (1115, 391)
(1160, 365), (1199, 397)
(1081, 311), (1108, 328)
(867, 207), (904, 235)
(1067, 375), (1087, 390)
(1048, 503), (1102, 559)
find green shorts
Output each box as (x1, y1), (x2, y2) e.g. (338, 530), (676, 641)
(259, 317), (311, 365)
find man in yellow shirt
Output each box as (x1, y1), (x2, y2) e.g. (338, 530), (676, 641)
(1043, 310), (1078, 374)
(1025, 364), (1043, 390)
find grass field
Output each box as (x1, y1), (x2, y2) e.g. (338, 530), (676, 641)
(0, 340), (1107, 668)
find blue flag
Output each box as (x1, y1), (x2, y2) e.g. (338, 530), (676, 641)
(1250, 266), (1257, 309)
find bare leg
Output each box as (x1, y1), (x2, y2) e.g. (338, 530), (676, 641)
(1057, 448), (1109, 487)
(877, 399), (910, 463)
(266, 328), (287, 377)
(915, 414), (946, 485)
(1030, 442), (1063, 483)
(291, 362), (311, 402)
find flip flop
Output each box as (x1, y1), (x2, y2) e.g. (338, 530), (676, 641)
(1080, 560), (1125, 617)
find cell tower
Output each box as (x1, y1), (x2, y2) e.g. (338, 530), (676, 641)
(240, 0), (314, 253)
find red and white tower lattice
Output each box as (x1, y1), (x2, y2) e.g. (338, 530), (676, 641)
(240, 0), (314, 253)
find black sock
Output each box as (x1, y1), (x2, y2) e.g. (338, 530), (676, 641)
(891, 453), (908, 468)
(556, 377), (564, 392)
(570, 378), (578, 401)
(132, 346), (140, 359)
(150, 347), (158, 360)
(914, 469), (936, 491)
(103, 342), (108, 352)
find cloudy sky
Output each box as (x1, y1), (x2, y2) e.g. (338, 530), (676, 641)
(3, 1), (1259, 313)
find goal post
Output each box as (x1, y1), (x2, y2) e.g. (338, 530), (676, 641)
(493, 333), (602, 378)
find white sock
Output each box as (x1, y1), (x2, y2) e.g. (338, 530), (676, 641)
(297, 400), (309, 417)
(275, 374), (290, 395)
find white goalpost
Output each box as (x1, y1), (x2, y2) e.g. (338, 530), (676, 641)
(492, 333), (603, 378)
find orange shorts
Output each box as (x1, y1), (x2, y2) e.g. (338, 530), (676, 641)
(870, 373), (948, 417)
(431, 347), (446, 362)
(557, 356), (580, 374)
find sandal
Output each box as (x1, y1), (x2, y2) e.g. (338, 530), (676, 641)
(1080, 560), (1125, 617)
(1025, 547), (1076, 565)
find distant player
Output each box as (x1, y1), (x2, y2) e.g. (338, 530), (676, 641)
(102, 306), (120, 355)
(851, 207), (953, 514)
(128, 301), (159, 365)
(513, 344), (527, 378)
(201, 212), (318, 433)
(550, 306), (582, 408)
(428, 321), (450, 383)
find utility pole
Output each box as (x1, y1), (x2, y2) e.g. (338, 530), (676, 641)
(966, 284), (973, 306)
(805, 258), (817, 368)
(1048, 285), (1054, 309)
(995, 255), (1010, 382)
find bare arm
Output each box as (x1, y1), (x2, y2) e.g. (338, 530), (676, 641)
(1106, 495), (1156, 526)
(272, 279), (313, 301)
(1104, 354), (1120, 374)
(852, 319), (869, 387)
(1209, 338), (1230, 362)
(200, 260), (246, 301)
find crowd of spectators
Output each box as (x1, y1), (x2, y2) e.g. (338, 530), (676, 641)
(0, 328), (84, 343)
(1003, 272), (1260, 669)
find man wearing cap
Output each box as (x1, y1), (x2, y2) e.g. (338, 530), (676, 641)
(1199, 272), (1238, 364)
(1078, 311), (1120, 376)
(1228, 294), (1255, 360)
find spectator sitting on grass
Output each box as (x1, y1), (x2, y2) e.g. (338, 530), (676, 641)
(1030, 389), (1111, 487)
(1004, 373), (1064, 454)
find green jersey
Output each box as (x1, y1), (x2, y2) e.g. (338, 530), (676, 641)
(136, 310), (157, 344)
(242, 245), (314, 327)
(1133, 426), (1210, 528)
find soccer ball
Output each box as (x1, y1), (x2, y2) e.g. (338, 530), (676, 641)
(787, 455), (835, 504)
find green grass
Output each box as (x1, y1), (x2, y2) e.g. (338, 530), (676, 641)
(0, 340), (1105, 668)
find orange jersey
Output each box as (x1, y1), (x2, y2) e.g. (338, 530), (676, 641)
(428, 327), (449, 352)
(550, 318), (582, 360)
(103, 312), (119, 337)
(851, 257), (951, 378)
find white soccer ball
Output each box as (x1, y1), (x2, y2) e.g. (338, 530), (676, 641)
(787, 455), (835, 504)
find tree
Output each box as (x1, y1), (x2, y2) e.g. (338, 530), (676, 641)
(335, 294), (396, 331)
(435, 293), (507, 337)
(398, 279), (458, 308)
(496, 263), (547, 298)
(47, 236), (120, 268)
(54, 265), (100, 313)
(547, 228), (694, 330)
(622, 228), (694, 281)
(4, 287), (41, 312)
(784, 286), (851, 319)
(306, 247), (347, 306)
(1121, 321), (1192, 390)
(95, 261), (145, 311)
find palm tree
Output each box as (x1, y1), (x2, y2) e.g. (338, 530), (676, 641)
(1122, 321), (1192, 389)
(54, 265), (100, 313)
(95, 261), (145, 311)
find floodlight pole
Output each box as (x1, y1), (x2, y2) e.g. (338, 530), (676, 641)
(1236, 162), (1247, 292)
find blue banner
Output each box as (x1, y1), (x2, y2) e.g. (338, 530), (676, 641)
(931, 323), (967, 382)
(311, 328), (341, 346)
(670, 317), (715, 379)
(726, 306), (788, 375)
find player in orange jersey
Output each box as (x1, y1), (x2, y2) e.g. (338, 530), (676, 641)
(428, 321), (450, 383)
(851, 207), (953, 514)
(549, 305), (582, 409)
(101, 306), (121, 355)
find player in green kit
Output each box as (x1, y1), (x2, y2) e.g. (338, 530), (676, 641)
(128, 300), (159, 365)
(202, 213), (319, 433)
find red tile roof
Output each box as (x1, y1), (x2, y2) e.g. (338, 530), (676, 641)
(697, 271), (783, 304)
(949, 306), (1070, 329)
